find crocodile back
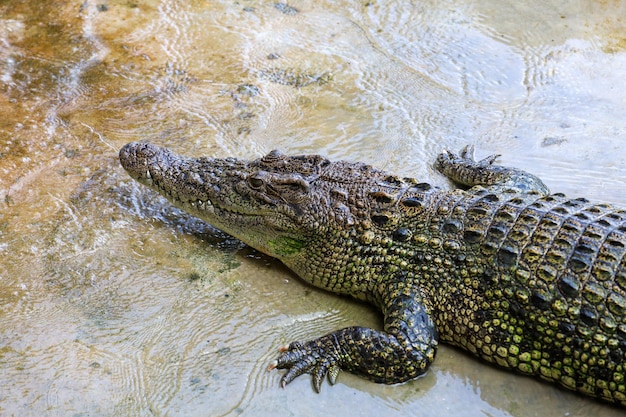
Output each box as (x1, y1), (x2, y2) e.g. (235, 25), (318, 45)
(433, 189), (626, 400)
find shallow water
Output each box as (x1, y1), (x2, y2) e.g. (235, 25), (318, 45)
(0, 1), (625, 416)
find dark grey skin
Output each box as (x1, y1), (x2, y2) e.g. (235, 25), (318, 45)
(119, 142), (626, 406)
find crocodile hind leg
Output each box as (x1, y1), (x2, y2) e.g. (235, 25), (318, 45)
(435, 145), (550, 195)
(269, 287), (438, 391)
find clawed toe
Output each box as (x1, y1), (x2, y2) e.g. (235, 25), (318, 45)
(478, 154), (500, 166)
(437, 145), (500, 168)
(459, 144), (475, 160)
(269, 339), (342, 392)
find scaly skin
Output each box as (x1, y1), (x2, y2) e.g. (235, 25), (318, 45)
(119, 142), (626, 406)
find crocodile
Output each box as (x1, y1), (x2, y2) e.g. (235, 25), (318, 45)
(119, 142), (626, 406)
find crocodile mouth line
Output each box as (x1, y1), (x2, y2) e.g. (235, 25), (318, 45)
(170, 193), (278, 219)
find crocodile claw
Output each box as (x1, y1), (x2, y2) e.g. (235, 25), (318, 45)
(268, 340), (341, 392)
(436, 145), (500, 170)
(459, 144), (475, 160)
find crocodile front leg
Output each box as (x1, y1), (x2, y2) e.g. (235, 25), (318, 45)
(269, 289), (438, 391)
(435, 145), (550, 195)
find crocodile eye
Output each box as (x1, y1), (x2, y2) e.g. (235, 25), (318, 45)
(249, 177), (263, 189)
(248, 172), (267, 189)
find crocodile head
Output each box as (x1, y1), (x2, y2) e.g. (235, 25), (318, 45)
(120, 143), (398, 262)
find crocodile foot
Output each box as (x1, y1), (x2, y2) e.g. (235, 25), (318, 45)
(435, 144), (500, 172)
(435, 145), (549, 194)
(268, 340), (342, 392)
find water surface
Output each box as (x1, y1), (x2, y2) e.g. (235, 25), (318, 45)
(0, 1), (625, 416)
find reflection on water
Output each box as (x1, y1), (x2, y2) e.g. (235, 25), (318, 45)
(0, 1), (625, 416)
